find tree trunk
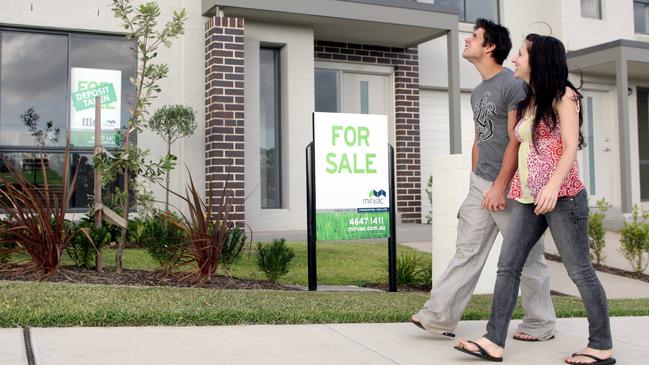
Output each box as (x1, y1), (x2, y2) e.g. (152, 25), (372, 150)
(165, 141), (171, 211)
(96, 250), (103, 273)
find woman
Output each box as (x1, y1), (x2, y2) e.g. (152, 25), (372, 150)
(453, 34), (615, 365)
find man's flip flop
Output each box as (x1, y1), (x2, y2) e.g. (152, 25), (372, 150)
(565, 353), (616, 365)
(409, 317), (455, 338)
(513, 333), (556, 342)
(454, 340), (503, 362)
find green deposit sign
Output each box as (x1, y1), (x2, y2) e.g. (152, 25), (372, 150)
(313, 112), (390, 240)
(71, 83), (118, 112)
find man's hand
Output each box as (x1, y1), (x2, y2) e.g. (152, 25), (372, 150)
(481, 186), (507, 211)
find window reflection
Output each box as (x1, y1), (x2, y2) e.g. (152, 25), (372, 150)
(0, 32), (68, 147)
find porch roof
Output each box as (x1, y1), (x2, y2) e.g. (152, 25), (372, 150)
(567, 39), (649, 81)
(201, 0), (459, 48)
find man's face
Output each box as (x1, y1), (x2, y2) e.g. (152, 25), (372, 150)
(463, 28), (489, 62)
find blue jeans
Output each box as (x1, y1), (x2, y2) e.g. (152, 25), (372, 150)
(485, 189), (612, 349)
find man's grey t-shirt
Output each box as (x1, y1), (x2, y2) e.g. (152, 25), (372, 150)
(471, 68), (527, 181)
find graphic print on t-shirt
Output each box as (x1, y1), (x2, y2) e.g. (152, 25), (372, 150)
(474, 91), (496, 141)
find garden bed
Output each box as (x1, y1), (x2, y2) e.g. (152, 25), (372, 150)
(0, 266), (292, 290)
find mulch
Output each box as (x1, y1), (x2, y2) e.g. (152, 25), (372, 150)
(544, 253), (649, 283)
(0, 266), (295, 290)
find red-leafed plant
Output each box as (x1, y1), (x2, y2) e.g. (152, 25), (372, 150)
(161, 170), (233, 282)
(0, 146), (78, 279)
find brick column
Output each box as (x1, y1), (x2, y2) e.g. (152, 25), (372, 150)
(394, 50), (421, 223)
(204, 17), (245, 225)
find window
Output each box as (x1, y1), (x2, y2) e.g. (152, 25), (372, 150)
(260, 47), (282, 209)
(581, 0), (602, 19)
(0, 27), (136, 209)
(420, 0), (499, 23)
(315, 69), (340, 112)
(635, 0), (649, 34)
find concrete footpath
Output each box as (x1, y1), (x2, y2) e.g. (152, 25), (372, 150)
(1, 317), (648, 364)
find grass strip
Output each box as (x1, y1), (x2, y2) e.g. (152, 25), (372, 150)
(1, 280), (648, 328)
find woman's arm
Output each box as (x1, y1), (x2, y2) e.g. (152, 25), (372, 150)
(533, 88), (581, 215)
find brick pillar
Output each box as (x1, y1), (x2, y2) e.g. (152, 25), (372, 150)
(204, 17), (245, 225)
(394, 49), (421, 223)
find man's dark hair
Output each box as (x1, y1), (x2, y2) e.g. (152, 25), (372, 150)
(474, 18), (512, 65)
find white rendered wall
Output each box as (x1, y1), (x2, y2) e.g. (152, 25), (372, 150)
(243, 21), (314, 232)
(430, 154), (501, 294)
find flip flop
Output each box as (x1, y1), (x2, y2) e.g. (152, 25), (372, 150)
(409, 316), (455, 338)
(513, 333), (556, 342)
(565, 353), (616, 365)
(454, 340), (503, 362)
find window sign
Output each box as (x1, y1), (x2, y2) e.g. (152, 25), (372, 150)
(313, 112), (390, 240)
(70, 67), (122, 147)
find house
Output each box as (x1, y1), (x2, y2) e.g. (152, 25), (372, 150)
(0, 0), (647, 236)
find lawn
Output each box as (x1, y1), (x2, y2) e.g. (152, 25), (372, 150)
(61, 242), (426, 286)
(1, 280), (648, 327)
(3, 242), (649, 328)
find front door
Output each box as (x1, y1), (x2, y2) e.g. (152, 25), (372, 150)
(579, 90), (611, 203)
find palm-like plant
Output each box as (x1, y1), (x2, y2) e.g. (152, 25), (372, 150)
(160, 169), (233, 282)
(0, 143), (78, 278)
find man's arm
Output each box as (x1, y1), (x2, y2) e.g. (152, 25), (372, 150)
(472, 127), (478, 171)
(481, 110), (520, 211)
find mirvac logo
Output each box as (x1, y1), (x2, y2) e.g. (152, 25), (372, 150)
(363, 189), (387, 205)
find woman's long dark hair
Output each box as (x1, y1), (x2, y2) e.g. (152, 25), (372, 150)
(516, 34), (585, 150)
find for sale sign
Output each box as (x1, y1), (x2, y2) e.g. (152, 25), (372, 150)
(313, 112), (390, 240)
(69, 67), (122, 147)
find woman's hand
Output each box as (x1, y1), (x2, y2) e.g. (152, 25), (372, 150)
(534, 182), (560, 215)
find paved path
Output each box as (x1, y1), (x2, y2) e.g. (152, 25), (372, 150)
(1, 317), (647, 364)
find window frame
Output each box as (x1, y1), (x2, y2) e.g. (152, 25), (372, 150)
(458, 0), (500, 24)
(580, 0), (603, 19)
(0, 25), (136, 211)
(259, 46), (283, 209)
(635, 0), (649, 34)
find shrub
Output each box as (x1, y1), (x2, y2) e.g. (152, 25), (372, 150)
(160, 170), (236, 281)
(0, 220), (14, 264)
(67, 219), (112, 270)
(619, 205), (649, 273)
(588, 198), (609, 264)
(142, 212), (186, 271)
(220, 226), (247, 270)
(128, 218), (147, 247)
(256, 238), (295, 283)
(383, 252), (431, 287)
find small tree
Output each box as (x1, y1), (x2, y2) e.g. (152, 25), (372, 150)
(101, 0), (187, 272)
(588, 198), (609, 265)
(148, 104), (196, 210)
(619, 205), (649, 273)
(20, 106), (60, 148)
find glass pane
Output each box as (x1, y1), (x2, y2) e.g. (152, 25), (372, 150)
(360, 81), (369, 114)
(586, 97), (596, 195)
(464, 0), (498, 23)
(1, 31), (68, 147)
(69, 36), (136, 148)
(315, 69), (339, 112)
(581, 0), (601, 19)
(638, 89), (649, 200)
(260, 48), (281, 209)
(635, 2), (649, 34)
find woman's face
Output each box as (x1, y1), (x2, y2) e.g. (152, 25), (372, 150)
(512, 41), (531, 83)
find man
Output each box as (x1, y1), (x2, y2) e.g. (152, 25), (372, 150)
(411, 18), (556, 341)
